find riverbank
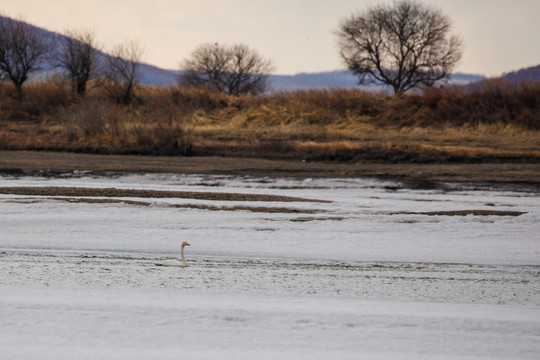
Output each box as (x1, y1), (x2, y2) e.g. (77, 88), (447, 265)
(1, 150), (539, 184)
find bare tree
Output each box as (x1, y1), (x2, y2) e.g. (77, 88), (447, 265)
(179, 43), (273, 95)
(104, 40), (143, 104)
(337, 0), (462, 94)
(180, 43), (229, 91)
(0, 15), (54, 101)
(57, 29), (101, 97)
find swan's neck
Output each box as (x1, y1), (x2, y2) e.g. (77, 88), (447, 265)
(181, 245), (187, 266)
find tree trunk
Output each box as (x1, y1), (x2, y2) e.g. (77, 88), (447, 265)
(15, 83), (24, 102)
(77, 80), (87, 97)
(122, 84), (133, 105)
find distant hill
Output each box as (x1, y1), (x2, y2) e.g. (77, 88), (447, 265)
(502, 65), (540, 82)
(268, 71), (484, 92)
(138, 66), (178, 86)
(0, 14), (486, 92)
(140, 69), (485, 92)
(269, 71), (361, 91)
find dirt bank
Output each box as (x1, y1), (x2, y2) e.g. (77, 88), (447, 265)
(0, 150), (539, 184)
(0, 186), (323, 203)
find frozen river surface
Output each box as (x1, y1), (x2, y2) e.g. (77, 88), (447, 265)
(1, 173), (539, 359)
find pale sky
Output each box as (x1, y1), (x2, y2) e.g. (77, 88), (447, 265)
(1, 0), (539, 76)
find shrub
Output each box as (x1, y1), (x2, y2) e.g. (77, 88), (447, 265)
(57, 98), (108, 135)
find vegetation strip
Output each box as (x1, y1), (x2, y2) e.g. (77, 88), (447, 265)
(0, 186), (328, 203)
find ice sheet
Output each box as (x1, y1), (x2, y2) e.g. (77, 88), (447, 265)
(1, 173), (538, 265)
(1, 173), (539, 359)
(2, 286), (540, 360)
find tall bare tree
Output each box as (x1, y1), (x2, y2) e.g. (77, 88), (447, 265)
(179, 43), (273, 95)
(104, 40), (143, 104)
(57, 29), (101, 97)
(0, 15), (54, 101)
(337, 0), (462, 94)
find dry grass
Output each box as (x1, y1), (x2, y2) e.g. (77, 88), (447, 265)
(0, 79), (538, 163)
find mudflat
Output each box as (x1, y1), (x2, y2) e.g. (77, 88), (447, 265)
(0, 150), (539, 183)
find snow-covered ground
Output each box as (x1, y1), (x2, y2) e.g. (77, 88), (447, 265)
(1, 173), (539, 359)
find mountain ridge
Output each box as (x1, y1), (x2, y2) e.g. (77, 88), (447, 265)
(502, 65), (540, 83)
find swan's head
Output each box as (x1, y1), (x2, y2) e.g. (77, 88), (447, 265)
(182, 241), (191, 247)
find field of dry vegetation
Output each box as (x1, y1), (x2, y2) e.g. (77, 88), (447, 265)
(0, 79), (539, 163)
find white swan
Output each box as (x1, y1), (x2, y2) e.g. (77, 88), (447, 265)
(155, 241), (191, 267)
